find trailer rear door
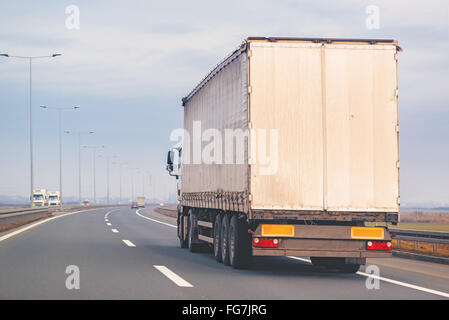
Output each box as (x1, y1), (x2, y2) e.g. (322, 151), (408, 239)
(248, 41), (399, 214)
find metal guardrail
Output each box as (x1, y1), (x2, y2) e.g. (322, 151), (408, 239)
(389, 228), (449, 239)
(390, 228), (449, 255)
(0, 206), (50, 215)
(0, 205), (124, 229)
(157, 207), (177, 212)
(0, 204), (126, 216)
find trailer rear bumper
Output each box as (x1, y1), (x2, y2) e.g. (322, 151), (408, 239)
(252, 247), (392, 258)
(251, 225), (393, 258)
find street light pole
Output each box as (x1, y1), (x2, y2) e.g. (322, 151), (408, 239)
(41, 105), (79, 205)
(106, 155), (110, 204)
(118, 161), (127, 204)
(65, 130), (94, 203)
(131, 169), (135, 201)
(142, 172), (145, 198)
(120, 163), (123, 204)
(58, 109), (62, 204)
(83, 145), (104, 205)
(93, 148), (96, 204)
(129, 167), (139, 202)
(1, 53), (62, 206)
(29, 58), (33, 206)
(97, 154), (110, 204)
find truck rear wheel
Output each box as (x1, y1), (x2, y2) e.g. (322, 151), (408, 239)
(228, 215), (251, 269)
(178, 214), (188, 248)
(213, 213), (223, 262)
(310, 257), (360, 274)
(221, 214), (230, 266)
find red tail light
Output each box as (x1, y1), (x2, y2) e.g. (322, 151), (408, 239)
(366, 241), (392, 251)
(253, 238), (279, 248)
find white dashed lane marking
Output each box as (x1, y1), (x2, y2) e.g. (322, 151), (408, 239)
(122, 239), (136, 247)
(154, 265), (193, 287)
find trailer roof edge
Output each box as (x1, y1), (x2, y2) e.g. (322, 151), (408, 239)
(181, 37), (401, 107)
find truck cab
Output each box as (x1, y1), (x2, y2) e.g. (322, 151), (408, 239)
(166, 143), (182, 201)
(32, 189), (47, 207)
(47, 191), (61, 206)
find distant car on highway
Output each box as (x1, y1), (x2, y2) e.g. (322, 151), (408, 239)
(131, 202), (138, 209)
(82, 200), (89, 206)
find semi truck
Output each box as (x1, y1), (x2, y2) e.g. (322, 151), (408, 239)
(166, 37), (401, 272)
(32, 189), (47, 207)
(136, 196), (146, 208)
(47, 191), (61, 206)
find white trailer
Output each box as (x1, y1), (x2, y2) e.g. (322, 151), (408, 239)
(167, 37), (401, 272)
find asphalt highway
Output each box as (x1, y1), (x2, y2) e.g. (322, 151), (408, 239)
(0, 206), (448, 299)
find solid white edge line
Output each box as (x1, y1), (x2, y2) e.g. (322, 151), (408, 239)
(122, 239), (136, 247)
(135, 209), (176, 228)
(287, 256), (449, 298)
(111, 229), (119, 233)
(154, 265), (193, 287)
(356, 271), (449, 298)
(0, 207), (115, 243)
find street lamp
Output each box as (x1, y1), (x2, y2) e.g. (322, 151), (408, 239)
(98, 154), (111, 205)
(65, 130), (94, 204)
(112, 159), (127, 204)
(40, 105), (79, 205)
(129, 167), (139, 202)
(142, 172), (145, 198)
(82, 145), (104, 205)
(1, 53), (62, 206)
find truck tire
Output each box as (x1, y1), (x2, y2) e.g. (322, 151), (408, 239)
(188, 210), (201, 253)
(310, 257), (360, 274)
(178, 214), (188, 248)
(221, 214), (231, 266)
(213, 213), (223, 262)
(228, 215), (251, 269)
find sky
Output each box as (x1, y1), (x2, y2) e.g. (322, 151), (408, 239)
(0, 0), (448, 206)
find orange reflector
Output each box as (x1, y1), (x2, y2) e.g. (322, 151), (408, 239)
(261, 224), (294, 237)
(351, 227), (384, 239)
